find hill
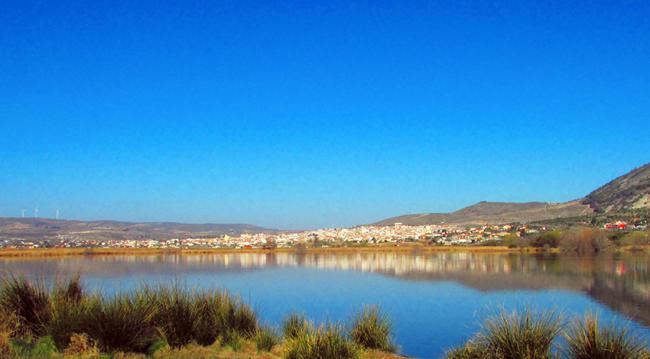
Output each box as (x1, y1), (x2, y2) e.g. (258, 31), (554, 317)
(582, 163), (650, 212)
(0, 218), (273, 242)
(374, 162), (650, 226)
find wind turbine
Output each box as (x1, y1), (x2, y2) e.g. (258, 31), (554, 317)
(21, 209), (26, 218)
(34, 207), (39, 218)
(56, 209), (60, 220)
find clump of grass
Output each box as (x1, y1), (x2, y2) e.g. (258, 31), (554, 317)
(47, 292), (93, 350)
(445, 344), (491, 359)
(53, 275), (84, 303)
(228, 303), (259, 338)
(564, 314), (649, 359)
(191, 291), (231, 346)
(255, 326), (280, 351)
(349, 306), (396, 353)
(84, 292), (159, 353)
(286, 323), (359, 359)
(191, 290), (259, 346)
(47, 276), (92, 350)
(221, 330), (244, 351)
(0, 308), (18, 357)
(446, 309), (561, 359)
(283, 313), (312, 339)
(147, 285), (197, 348)
(0, 276), (51, 337)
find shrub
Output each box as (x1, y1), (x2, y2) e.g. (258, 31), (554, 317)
(560, 228), (610, 254)
(286, 323), (358, 359)
(349, 306), (396, 352)
(0, 276), (51, 337)
(283, 313), (312, 339)
(564, 314), (649, 359)
(620, 231), (650, 246)
(255, 326), (280, 351)
(532, 230), (562, 248)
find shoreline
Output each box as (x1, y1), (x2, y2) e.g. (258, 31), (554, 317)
(0, 245), (647, 258)
(0, 245), (554, 258)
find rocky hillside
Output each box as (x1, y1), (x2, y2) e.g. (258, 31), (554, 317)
(582, 163), (650, 212)
(375, 162), (650, 226)
(374, 200), (591, 226)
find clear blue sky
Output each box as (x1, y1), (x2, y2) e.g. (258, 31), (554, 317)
(1, 1), (649, 229)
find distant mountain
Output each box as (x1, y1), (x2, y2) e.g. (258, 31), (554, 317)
(0, 218), (274, 242)
(374, 162), (650, 226)
(582, 163), (650, 213)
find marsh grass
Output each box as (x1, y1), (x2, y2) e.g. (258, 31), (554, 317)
(446, 309), (561, 359)
(0, 307), (18, 357)
(350, 306), (396, 353)
(0, 276), (51, 337)
(286, 323), (359, 359)
(255, 326), (280, 351)
(564, 314), (649, 359)
(84, 292), (160, 353)
(283, 313), (313, 339)
(146, 285), (198, 348)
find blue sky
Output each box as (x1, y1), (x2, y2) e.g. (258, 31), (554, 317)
(1, 1), (649, 229)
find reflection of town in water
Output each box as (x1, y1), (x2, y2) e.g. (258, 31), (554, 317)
(2, 252), (649, 326)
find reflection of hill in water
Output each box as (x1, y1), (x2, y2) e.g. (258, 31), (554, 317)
(2, 252), (649, 326)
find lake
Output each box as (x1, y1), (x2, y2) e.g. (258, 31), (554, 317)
(1, 251), (649, 358)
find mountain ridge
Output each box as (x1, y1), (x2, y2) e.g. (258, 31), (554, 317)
(374, 163), (650, 226)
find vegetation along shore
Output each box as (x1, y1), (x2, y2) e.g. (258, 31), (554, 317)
(1, 276), (648, 358)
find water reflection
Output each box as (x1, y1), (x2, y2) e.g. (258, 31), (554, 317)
(1, 252), (649, 326)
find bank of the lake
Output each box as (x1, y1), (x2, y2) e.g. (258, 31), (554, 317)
(0, 245), (564, 258)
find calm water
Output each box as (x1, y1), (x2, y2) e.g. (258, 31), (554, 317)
(2, 252), (650, 358)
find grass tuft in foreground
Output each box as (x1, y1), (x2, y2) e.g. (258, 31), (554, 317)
(564, 314), (649, 359)
(286, 323), (359, 359)
(350, 306), (397, 353)
(0, 276), (51, 338)
(446, 309), (561, 359)
(255, 326), (280, 351)
(283, 313), (313, 339)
